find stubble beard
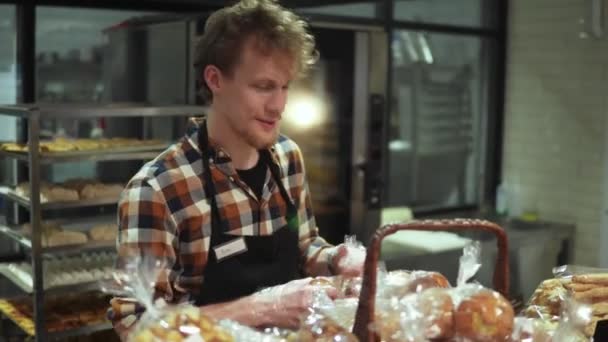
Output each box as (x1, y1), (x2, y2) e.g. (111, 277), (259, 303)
(244, 127), (279, 149)
(232, 118), (279, 150)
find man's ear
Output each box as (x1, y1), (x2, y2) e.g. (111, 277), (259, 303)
(204, 65), (222, 95)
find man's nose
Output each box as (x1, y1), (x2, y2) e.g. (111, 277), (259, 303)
(266, 90), (287, 116)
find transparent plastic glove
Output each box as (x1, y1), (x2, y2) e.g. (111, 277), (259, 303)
(330, 236), (366, 277)
(250, 277), (339, 329)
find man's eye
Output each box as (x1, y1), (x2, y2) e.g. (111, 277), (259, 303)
(255, 84), (273, 91)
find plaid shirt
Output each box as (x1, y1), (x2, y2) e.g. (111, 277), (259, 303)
(109, 117), (334, 334)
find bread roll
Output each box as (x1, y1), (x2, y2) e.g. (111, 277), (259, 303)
(89, 224), (118, 241)
(46, 231), (88, 247)
(419, 288), (454, 339)
(382, 270), (451, 299)
(80, 183), (123, 200)
(16, 182), (78, 202)
(132, 306), (234, 342)
(407, 271), (451, 293)
(454, 289), (514, 341)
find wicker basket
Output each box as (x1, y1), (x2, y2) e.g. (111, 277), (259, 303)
(352, 219), (509, 342)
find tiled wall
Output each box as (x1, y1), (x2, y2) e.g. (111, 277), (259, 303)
(503, 0), (608, 266)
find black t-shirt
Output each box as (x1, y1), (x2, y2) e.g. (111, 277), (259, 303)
(236, 153), (267, 200)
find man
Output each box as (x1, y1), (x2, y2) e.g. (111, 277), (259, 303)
(109, 0), (364, 338)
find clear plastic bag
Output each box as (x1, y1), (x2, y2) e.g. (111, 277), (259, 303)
(552, 264), (608, 338)
(285, 290), (358, 342)
(104, 255), (279, 342)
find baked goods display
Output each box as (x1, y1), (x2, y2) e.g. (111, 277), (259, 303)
(15, 179), (124, 203)
(0, 291), (110, 335)
(89, 223), (118, 242)
(0, 137), (165, 154)
(19, 220), (117, 247)
(21, 221), (89, 247)
(15, 181), (79, 203)
(380, 270), (451, 299)
(525, 278), (566, 320)
(131, 306), (234, 342)
(0, 252), (114, 290)
(453, 287), (514, 341)
(526, 269), (608, 338)
(287, 313), (358, 342)
(373, 284), (514, 342)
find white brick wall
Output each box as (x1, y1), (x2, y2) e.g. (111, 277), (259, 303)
(503, 0), (608, 266)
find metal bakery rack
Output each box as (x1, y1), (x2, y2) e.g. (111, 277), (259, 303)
(0, 103), (205, 341)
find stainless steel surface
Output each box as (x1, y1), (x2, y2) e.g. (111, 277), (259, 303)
(0, 104), (206, 118)
(349, 30), (389, 244)
(0, 225), (32, 248)
(0, 265), (103, 295)
(350, 31), (370, 243)
(28, 111), (45, 341)
(0, 149), (167, 163)
(0, 224), (114, 255)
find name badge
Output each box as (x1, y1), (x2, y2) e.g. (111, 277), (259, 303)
(213, 237), (247, 262)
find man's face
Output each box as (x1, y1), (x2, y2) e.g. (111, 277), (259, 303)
(214, 37), (295, 150)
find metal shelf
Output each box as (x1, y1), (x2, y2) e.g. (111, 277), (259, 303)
(0, 225), (114, 256)
(0, 103), (197, 341)
(0, 187), (118, 210)
(0, 103), (206, 119)
(0, 265), (105, 295)
(47, 322), (112, 340)
(0, 298), (112, 338)
(0, 144), (169, 163)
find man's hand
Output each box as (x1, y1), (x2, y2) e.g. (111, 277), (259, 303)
(329, 244), (366, 277)
(251, 278), (338, 328)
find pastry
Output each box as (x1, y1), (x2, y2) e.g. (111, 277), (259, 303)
(132, 306), (234, 342)
(572, 273), (608, 285)
(61, 178), (96, 193)
(288, 314), (358, 342)
(525, 278), (566, 319)
(406, 270), (451, 293)
(46, 230), (88, 247)
(0, 142), (27, 152)
(382, 270), (450, 299)
(16, 182), (79, 202)
(573, 287), (608, 302)
(89, 223), (118, 241)
(453, 289), (514, 341)
(80, 183), (123, 200)
(418, 288), (454, 339)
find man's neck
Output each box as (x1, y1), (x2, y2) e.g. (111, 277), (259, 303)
(206, 110), (259, 170)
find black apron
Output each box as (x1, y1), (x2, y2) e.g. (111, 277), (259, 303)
(195, 121), (301, 306)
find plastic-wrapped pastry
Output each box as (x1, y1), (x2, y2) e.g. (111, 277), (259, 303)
(380, 270), (451, 300)
(131, 305), (234, 342)
(453, 286), (514, 342)
(287, 311), (358, 342)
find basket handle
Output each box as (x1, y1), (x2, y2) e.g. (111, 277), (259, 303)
(352, 219), (509, 342)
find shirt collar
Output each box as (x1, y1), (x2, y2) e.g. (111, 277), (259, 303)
(185, 116), (282, 173)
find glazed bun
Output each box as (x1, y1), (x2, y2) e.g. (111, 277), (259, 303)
(454, 289), (514, 341)
(383, 270), (451, 299)
(418, 288), (455, 339)
(407, 271), (451, 293)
